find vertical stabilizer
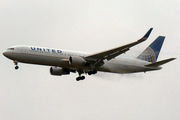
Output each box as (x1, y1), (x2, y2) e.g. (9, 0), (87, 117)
(137, 36), (165, 63)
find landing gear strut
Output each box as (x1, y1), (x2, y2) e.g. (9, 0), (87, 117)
(14, 60), (19, 70)
(76, 70), (85, 81)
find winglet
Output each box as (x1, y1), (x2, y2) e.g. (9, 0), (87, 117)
(143, 28), (153, 38)
(138, 28), (153, 42)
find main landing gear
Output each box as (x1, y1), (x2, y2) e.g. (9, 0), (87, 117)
(76, 70), (85, 81)
(76, 70), (97, 81)
(14, 60), (19, 70)
(76, 76), (85, 81)
(87, 70), (97, 75)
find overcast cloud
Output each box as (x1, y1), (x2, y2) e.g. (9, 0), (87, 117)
(0, 1), (180, 120)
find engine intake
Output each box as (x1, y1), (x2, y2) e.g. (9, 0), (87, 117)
(50, 67), (70, 76)
(69, 56), (87, 66)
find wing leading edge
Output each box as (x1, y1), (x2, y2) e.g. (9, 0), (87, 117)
(84, 28), (153, 67)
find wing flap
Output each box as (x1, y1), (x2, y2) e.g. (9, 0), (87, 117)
(106, 47), (129, 60)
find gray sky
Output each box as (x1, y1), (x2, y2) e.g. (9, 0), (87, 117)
(0, 1), (180, 120)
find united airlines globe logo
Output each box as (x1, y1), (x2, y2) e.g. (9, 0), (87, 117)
(137, 47), (156, 63)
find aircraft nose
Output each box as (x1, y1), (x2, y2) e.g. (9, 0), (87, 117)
(3, 50), (16, 60)
(3, 51), (11, 58)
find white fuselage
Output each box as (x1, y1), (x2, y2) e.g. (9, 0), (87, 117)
(3, 45), (161, 74)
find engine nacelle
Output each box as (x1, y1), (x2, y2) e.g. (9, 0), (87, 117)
(50, 67), (70, 76)
(69, 56), (87, 66)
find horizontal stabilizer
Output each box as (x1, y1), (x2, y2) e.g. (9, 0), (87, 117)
(145, 58), (176, 67)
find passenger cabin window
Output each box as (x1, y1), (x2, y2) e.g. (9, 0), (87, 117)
(7, 48), (14, 50)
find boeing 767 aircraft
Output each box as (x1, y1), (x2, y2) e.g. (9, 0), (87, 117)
(3, 28), (176, 81)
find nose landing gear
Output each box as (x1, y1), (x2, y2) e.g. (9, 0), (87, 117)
(14, 61), (19, 70)
(15, 66), (19, 70)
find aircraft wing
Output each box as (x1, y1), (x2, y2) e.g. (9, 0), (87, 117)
(84, 28), (153, 67)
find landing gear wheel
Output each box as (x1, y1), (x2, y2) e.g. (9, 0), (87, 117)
(76, 70), (85, 81)
(88, 70), (97, 75)
(76, 76), (85, 81)
(14, 61), (19, 70)
(81, 76), (85, 80)
(88, 72), (92, 75)
(76, 77), (81, 81)
(15, 66), (19, 70)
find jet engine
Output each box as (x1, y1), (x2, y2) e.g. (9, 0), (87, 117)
(69, 56), (87, 66)
(50, 67), (70, 76)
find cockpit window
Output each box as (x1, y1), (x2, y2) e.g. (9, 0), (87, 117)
(7, 48), (14, 50)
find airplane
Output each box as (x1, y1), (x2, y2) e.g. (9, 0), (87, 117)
(3, 28), (176, 81)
